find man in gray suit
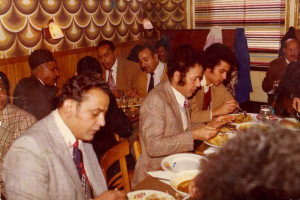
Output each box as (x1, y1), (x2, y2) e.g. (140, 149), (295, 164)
(2, 74), (126, 200)
(131, 50), (234, 187)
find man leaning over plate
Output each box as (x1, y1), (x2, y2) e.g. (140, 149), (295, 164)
(131, 48), (234, 187)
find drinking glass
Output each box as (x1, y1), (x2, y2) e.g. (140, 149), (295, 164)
(260, 105), (272, 121)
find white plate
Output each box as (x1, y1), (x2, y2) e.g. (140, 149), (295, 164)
(127, 190), (175, 200)
(204, 132), (236, 148)
(229, 113), (258, 125)
(161, 153), (205, 173)
(170, 170), (200, 197)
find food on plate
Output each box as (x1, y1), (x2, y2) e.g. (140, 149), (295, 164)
(232, 114), (253, 124)
(207, 133), (229, 147)
(177, 179), (192, 194)
(279, 119), (300, 129)
(237, 123), (269, 132)
(220, 125), (236, 133)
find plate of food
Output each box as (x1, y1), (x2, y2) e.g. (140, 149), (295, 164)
(229, 113), (255, 125)
(170, 170), (200, 197)
(204, 132), (236, 148)
(161, 153), (205, 173)
(219, 124), (237, 133)
(279, 118), (300, 131)
(236, 122), (270, 132)
(127, 190), (175, 200)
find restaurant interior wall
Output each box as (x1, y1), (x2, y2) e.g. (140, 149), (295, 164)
(0, 0), (144, 98)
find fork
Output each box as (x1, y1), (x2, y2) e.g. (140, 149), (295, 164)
(237, 105), (247, 117)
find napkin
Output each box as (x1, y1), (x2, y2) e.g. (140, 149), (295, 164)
(147, 170), (174, 185)
(203, 147), (218, 155)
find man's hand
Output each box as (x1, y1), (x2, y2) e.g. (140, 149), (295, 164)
(212, 100), (238, 117)
(207, 115), (236, 129)
(192, 124), (218, 141)
(293, 97), (300, 112)
(94, 190), (126, 200)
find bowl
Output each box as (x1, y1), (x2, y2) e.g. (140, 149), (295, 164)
(170, 170), (200, 197)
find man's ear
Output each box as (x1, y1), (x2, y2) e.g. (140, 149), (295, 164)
(62, 99), (75, 114)
(154, 53), (159, 61)
(113, 49), (118, 58)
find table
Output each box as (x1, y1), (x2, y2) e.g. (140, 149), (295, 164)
(132, 175), (183, 200)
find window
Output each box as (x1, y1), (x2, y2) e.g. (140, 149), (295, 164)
(194, 0), (286, 68)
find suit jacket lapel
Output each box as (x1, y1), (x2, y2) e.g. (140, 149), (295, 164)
(116, 58), (123, 89)
(163, 81), (185, 132)
(45, 114), (86, 196)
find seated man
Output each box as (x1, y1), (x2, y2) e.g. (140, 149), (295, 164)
(76, 56), (132, 159)
(189, 127), (300, 200)
(97, 40), (140, 91)
(131, 49), (234, 187)
(0, 71), (36, 198)
(191, 43), (238, 123)
(262, 38), (300, 104)
(272, 62), (300, 117)
(155, 38), (169, 63)
(13, 49), (60, 120)
(2, 74), (125, 200)
(135, 44), (168, 97)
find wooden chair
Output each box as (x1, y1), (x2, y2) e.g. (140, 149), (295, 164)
(133, 137), (142, 161)
(100, 140), (131, 193)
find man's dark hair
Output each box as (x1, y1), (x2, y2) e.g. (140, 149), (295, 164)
(155, 39), (170, 51)
(137, 44), (157, 57)
(97, 40), (115, 51)
(167, 48), (205, 86)
(204, 43), (237, 70)
(0, 71), (10, 95)
(77, 56), (103, 75)
(57, 74), (111, 108)
(194, 126), (300, 200)
(28, 49), (56, 70)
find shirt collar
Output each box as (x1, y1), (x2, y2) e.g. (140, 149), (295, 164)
(36, 77), (45, 86)
(110, 59), (118, 72)
(201, 75), (213, 93)
(285, 58), (290, 64)
(171, 86), (186, 108)
(53, 109), (81, 148)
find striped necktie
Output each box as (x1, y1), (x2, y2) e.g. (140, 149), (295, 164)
(108, 69), (116, 90)
(73, 140), (92, 198)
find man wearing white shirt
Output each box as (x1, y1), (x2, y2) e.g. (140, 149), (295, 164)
(135, 44), (168, 97)
(191, 43), (238, 123)
(3, 74), (126, 200)
(97, 40), (140, 92)
(131, 49), (234, 187)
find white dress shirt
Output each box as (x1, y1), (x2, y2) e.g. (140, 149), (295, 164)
(105, 59), (118, 82)
(52, 109), (92, 182)
(171, 87), (188, 131)
(147, 61), (165, 91)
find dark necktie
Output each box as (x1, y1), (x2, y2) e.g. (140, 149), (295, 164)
(202, 86), (211, 110)
(148, 73), (154, 92)
(184, 98), (190, 108)
(73, 140), (92, 198)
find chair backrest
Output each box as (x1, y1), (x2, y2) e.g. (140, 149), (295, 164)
(100, 140), (131, 193)
(133, 138), (141, 161)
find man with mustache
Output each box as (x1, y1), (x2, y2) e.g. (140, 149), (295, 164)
(13, 49), (60, 120)
(263, 38), (300, 104)
(131, 49), (234, 187)
(135, 44), (168, 97)
(97, 40), (140, 92)
(191, 43), (238, 123)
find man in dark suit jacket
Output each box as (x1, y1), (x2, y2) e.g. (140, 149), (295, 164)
(76, 56), (132, 159)
(13, 49), (60, 120)
(262, 38), (300, 104)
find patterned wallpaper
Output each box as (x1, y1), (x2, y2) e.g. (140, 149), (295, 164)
(143, 0), (186, 30)
(0, 0), (144, 59)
